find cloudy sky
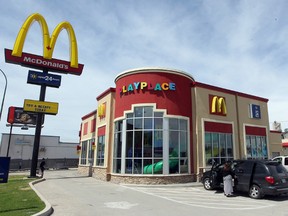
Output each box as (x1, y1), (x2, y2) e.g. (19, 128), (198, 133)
(0, 0), (287, 142)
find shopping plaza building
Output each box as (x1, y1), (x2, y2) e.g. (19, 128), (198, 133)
(77, 67), (282, 184)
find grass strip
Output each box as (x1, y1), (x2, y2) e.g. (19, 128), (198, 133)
(0, 175), (45, 216)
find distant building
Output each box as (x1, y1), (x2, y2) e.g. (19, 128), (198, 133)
(281, 129), (288, 154)
(0, 133), (79, 170)
(78, 67), (283, 184)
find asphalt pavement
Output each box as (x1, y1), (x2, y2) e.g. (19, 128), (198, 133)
(31, 169), (202, 216)
(13, 169), (288, 216)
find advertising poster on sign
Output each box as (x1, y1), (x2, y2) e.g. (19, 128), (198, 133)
(7, 106), (41, 125)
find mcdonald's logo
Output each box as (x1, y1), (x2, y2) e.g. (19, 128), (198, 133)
(210, 95), (227, 115)
(5, 13), (83, 75)
(98, 103), (106, 118)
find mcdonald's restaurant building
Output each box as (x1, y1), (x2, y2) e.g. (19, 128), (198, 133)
(78, 67), (282, 184)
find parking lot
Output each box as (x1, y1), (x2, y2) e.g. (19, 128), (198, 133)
(33, 169), (288, 216)
(123, 184), (288, 210)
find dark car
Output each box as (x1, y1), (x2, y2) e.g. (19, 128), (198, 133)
(202, 159), (288, 199)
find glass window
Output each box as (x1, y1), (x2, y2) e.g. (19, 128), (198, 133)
(127, 119), (133, 130)
(154, 131), (163, 157)
(154, 118), (163, 129)
(80, 141), (88, 165)
(169, 118), (178, 130)
(144, 118), (153, 129)
(113, 120), (122, 173)
(205, 133), (212, 165)
(134, 131), (142, 157)
(134, 119), (142, 129)
(96, 136), (105, 166)
(154, 112), (163, 117)
(126, 113), (133, 118)
(246, 135), (268, 159)
(135, 107), (143, 117)
(144, 106), (153, 117)
(205, 132), (234, 166)
(144, 131), (152, 157)
(113, 106), (188, 175)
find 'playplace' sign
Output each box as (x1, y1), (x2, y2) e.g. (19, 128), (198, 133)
(120, 81), (176, 95)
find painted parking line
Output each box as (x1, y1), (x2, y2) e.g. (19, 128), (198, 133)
(122, 185), (276, 210)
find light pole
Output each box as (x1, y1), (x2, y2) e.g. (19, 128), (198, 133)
(0, 68), (7, 121)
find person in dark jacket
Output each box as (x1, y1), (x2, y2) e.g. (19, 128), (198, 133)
(222, 162), (234, 197)
(39, 158), (46, 178)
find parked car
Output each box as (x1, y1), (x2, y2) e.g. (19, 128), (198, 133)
(202, 159), (288, 199)
(272, 156), (288, 171)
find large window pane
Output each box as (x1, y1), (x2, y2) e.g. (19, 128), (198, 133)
(154, 118), (163, 129)
(205, 133), (212, 165)
(114, 132), (122, 158)
(127, 119), (133, 130)
(205, 132), (234, 166)
(144, 118), (153, 129)
(134, 131), (142, 157)
(153, 159), (163, 174)
(154, 112), (163, 117)
(169, 131), (179, 155)
(246, 136), (251, 158)
(180, 131), (187, 157)
(246, 135), (267, 159)
(169, 118), (178, 130)
(134, 119), (142, 129)
(96, 136), (105, 166)
(144, 131), (152, 157)
(180, 119), (187, 131)
(134, 159), (142, 174)
(126, 131), (133, 157)
(219, 134), (226, 157)
(144, 107), (153, 117)
(154, 131), (163, 157)
(135, 107), (143, 117)
(212, 133), (219, 159)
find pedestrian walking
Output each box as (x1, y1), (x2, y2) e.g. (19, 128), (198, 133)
(39, 158), (46, 178)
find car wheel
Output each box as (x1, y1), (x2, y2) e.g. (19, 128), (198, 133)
(249, 184), (263, 199)
(203, 178), (213, 190)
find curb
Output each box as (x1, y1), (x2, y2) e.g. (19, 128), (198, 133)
(29, 178), (54, 216)
(120, 182), (203, 188)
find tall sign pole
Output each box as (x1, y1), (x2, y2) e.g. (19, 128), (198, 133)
(4, 13), (84, 177)
(30, 69), (47, 177)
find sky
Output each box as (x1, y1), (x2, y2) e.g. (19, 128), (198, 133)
(0, 0), (287, 142)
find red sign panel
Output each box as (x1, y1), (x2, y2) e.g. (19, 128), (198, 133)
(5, 49), (84, 75)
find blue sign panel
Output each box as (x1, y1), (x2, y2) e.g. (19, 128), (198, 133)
(0, 157), (10, 183)
(250, 104), (261, 119)
(27, 70), (61, 88)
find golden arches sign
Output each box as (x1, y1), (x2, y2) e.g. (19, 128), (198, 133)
(211, 96), (227, 115)
(12, 13), (78, 68)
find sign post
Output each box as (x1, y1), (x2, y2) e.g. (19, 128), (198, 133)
(30, 69), (47, 177)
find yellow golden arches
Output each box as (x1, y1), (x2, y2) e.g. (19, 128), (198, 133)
(211, 96), (227, 115)
(98, 103), (106, 118)
(11, 13), (79, 68)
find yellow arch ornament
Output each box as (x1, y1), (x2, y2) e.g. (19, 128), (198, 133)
(12, 13), (79, 68)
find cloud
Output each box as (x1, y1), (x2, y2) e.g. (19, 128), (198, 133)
(0, 0), (288, 141)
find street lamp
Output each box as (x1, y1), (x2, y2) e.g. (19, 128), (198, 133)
(0, 68), (7, 121)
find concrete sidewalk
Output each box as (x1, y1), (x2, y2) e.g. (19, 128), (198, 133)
(25, 169), (202, 216)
